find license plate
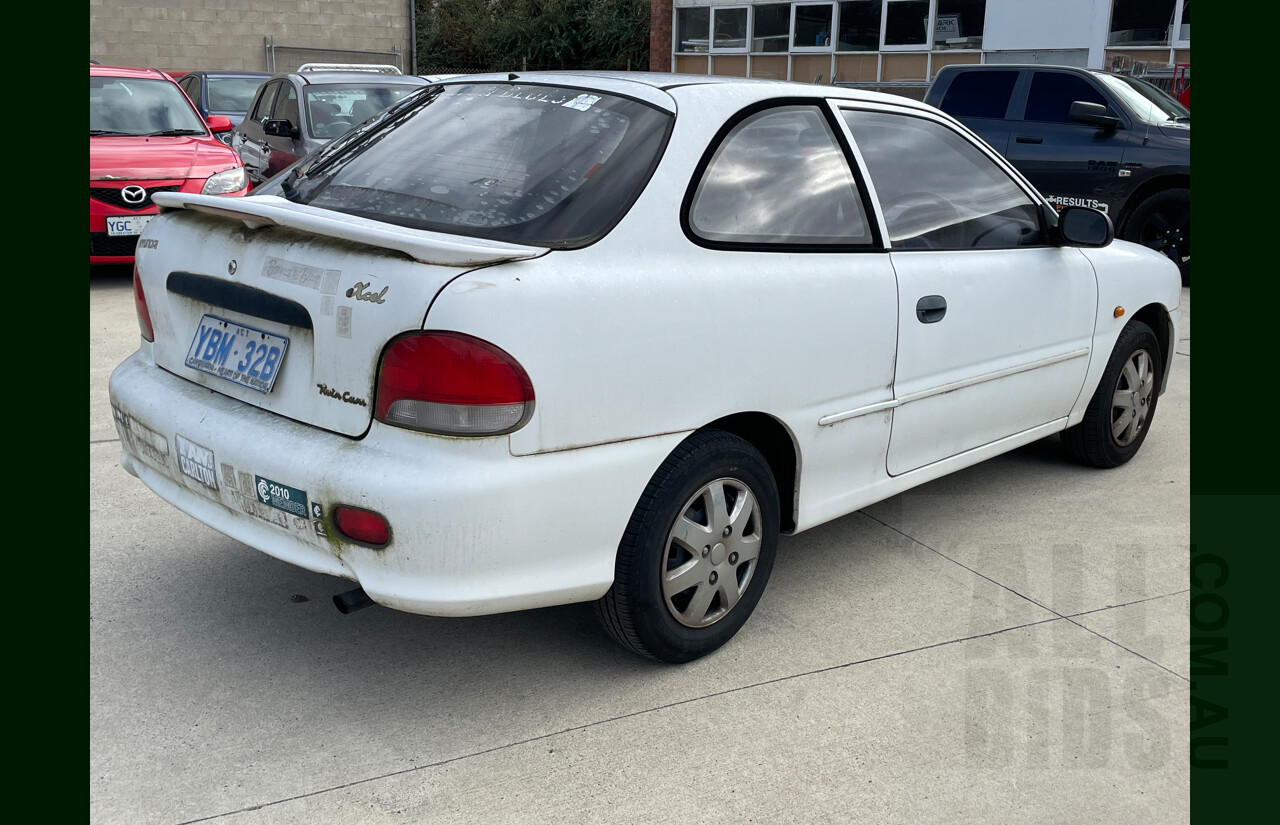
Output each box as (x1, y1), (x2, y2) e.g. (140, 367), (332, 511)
(106, 214), (154, 236)
(185, 314), (290, 394)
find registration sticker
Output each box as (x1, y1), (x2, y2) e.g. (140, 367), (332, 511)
(106, 214), (154, 236)
(185, 314), (289, 394)
(254, 475), (309, 518)
(175, 435), (218, 491)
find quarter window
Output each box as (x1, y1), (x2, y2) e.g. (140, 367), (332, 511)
(843, 109), (1043, 250)
(689, 106), (871, 246)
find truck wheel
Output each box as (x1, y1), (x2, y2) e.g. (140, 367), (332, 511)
(1124, 189), (1189, 286)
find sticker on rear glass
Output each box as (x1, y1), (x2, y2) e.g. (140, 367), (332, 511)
(175, 434), (218, 491)
(254, 475), (309, 518)
(562, 94), (601, 112)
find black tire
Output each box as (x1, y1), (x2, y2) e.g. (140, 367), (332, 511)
(1123, 188), (1190, 286)
(595, 430), (780, 663)
(1062, 320), (1162, 468)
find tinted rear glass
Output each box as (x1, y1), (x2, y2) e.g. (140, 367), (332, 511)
(272, 83), (673, 248)
(939, 70), (1018, 119)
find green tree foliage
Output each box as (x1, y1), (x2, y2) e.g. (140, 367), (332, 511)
(416, 0), (650, 73)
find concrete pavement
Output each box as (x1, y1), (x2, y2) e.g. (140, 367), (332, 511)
(91, 267), (1190, 824)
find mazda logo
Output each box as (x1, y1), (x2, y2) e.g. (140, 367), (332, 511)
(121, 185), (148, 205)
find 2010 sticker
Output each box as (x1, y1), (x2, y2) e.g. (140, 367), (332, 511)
(254, 475), (309, 518)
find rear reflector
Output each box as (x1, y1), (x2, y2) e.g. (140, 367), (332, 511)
(133, 266), (154, 342)
(333, 505), (390, 547)
(375, 332), (534, 435)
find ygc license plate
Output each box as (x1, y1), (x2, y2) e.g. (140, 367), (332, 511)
(185, 315), (290, 394)
(106, 214), (154, 236)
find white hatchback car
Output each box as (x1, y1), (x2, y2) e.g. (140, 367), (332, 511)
(110, 73), (1181, 663)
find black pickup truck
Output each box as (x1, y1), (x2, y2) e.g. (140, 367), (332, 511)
(925, 65), (1190, 284)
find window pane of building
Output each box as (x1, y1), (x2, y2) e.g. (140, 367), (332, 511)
(794, 5), (834, 49)
(753, 4), (792, 52)
(885, 0), (930, 47)
(713, 8), (749, 50)
(677, 7), (711, 53)
(837, 1), (882, 52)
(1108, 0), (1177, 46)
(934, 0), (986, 49)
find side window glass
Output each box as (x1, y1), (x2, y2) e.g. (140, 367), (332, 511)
(689, 106), (872, 245)
(939, 71), (1019, 119)
(273, 83), (299, 126)
(250, 82), (279, 123)
(843, 109), (1044, 250)
(1025, 73), (1111, 123)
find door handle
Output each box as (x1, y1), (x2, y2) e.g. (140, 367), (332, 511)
(916, 295), (947, 324)
(1015, 135), (1044, 144)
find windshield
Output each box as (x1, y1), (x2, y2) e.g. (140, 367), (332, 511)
(207, 76), (265, 114)
(304, 84), (423, 139)
(265, 83), (673, 247)
(1094, 73), (1189, 124)
(90, 76), (208, 136)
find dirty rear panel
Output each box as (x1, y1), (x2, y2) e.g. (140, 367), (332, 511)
(137, 209), (471, 437)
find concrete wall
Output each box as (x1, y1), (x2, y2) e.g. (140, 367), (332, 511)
(89, 0), (411, 74)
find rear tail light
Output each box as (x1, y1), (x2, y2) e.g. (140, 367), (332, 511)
(375, 332), (534, 436)
(333, 505), (390, 547)
(133, 266), (154, 342)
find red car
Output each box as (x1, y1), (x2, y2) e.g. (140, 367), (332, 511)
(91, 65), (249, 265)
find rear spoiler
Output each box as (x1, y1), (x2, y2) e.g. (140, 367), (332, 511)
(151, 193), (549, 267)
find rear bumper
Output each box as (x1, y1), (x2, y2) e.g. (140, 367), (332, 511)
(108, 349), (683, 617)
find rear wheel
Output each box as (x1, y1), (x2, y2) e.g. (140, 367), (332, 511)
(595, 430), (780, 663)
(1062, 320), (1162, 468)
(1124, 189), (1189, 285)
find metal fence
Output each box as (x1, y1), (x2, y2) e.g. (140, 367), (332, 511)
(264, 37), (403, 74)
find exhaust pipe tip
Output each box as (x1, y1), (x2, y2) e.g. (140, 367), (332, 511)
(333, 587), (377, 614)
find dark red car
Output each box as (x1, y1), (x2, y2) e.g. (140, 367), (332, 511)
(91, 65), (249, 265)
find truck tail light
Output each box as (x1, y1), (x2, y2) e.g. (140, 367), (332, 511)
(133, 266), (154, 342)
(375, 332), (534, 436)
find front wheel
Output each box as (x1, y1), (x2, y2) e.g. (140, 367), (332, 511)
(1062, 320), (1162, 468)
(595, 430), (780, 663)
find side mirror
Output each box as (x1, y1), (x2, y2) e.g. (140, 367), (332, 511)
(1058, 206), (1114, 248)
(1069, 101), (1122, 131)
(206, 115), (233, 133)
(263, 119), (298, 138)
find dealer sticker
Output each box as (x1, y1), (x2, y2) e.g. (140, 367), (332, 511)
(254, 475), (309, 518)
(175, 435), (218, 491)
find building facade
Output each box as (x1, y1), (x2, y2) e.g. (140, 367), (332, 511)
(650, 0), (1190, 95)
(90, 0), (414, 74)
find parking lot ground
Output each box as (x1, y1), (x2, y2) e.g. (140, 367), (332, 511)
(91, 270), (1190, 825)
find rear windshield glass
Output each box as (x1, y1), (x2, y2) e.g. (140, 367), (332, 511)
(265, 83), (673, 248)
(303, 84), (423, 138)
(207, 76), (266, 114)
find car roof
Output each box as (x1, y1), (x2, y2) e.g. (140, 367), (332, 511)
(185, 70), (271, 78)
(285, 71), (429, 86)
(428, 71), (941, 116)
(91, 64), (173, 81)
